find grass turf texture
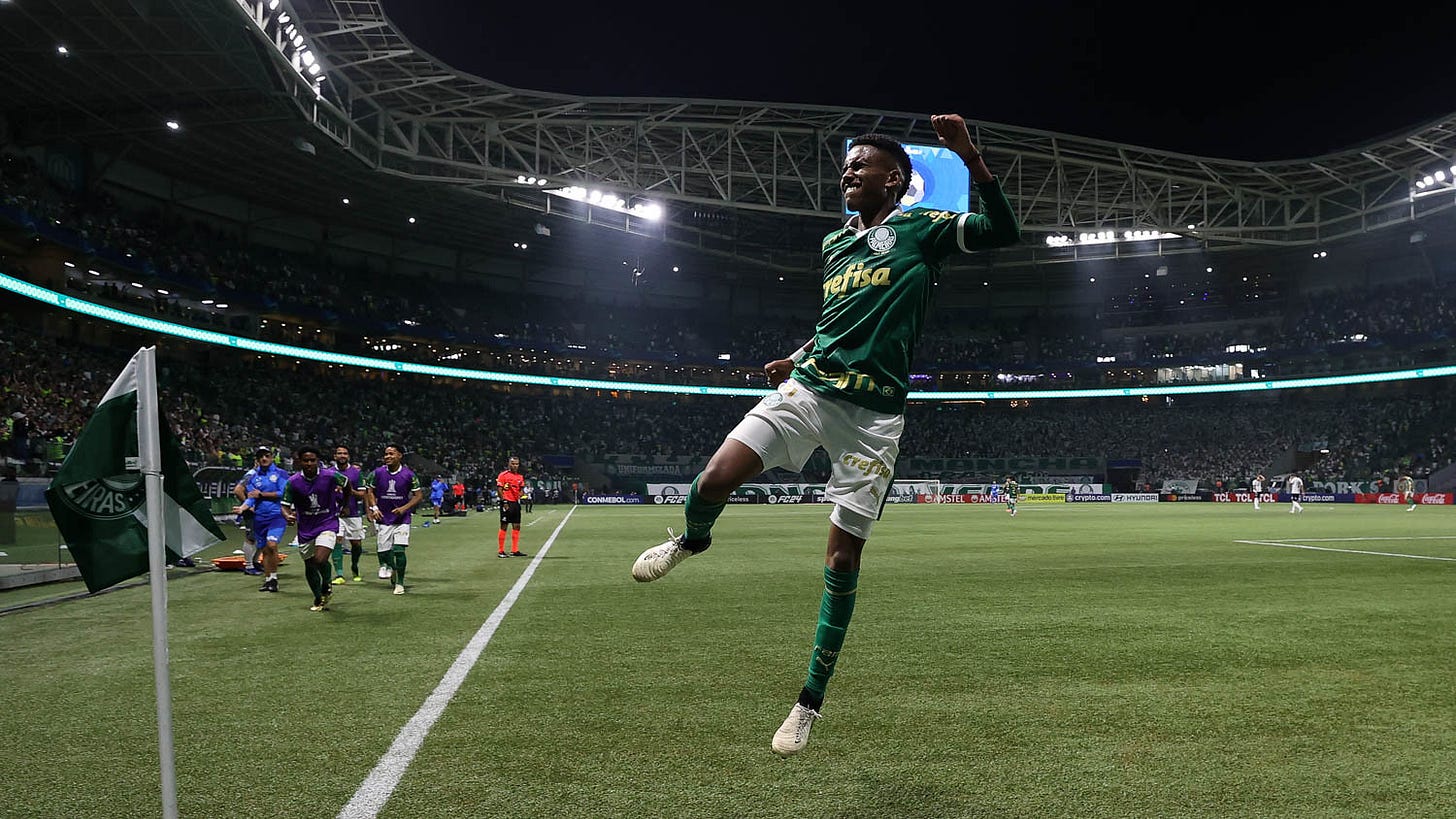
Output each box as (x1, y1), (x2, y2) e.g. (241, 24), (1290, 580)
(2, 503), (1454, 818)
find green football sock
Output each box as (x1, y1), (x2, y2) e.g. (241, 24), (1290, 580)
(803, 566), (859, 701)
(391, 546), (407, 585)
(378, 550), (392, 569)
(350, 545), (362, 576)
(331, 544), (344, 575)
(684, 475), (726, 542)
(305, 560), (323, 598)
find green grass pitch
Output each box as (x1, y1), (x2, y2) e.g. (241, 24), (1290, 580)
(2, 502), (1454, 818)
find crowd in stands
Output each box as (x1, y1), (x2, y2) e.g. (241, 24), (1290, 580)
(8, 148), (1456, 383)
(5, 328), (1454, 497)
(7, 146), (1456, 494)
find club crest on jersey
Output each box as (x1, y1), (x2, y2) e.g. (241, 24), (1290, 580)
(866, 225), (896, 254)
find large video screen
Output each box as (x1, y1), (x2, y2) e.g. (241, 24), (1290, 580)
(843, 139), (974, 215)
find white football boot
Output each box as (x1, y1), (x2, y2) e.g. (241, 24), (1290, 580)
(630, 529), (700, 582)
(771, 703), (821, 757)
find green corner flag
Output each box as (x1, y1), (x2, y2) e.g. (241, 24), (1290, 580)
(44, 349), (224, 594)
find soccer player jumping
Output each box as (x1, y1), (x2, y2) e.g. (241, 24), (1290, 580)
(631, 114), (1020, 757)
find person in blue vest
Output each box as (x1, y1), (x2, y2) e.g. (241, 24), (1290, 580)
(232, 446), (290, 593)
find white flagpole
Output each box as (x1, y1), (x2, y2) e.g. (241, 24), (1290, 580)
(136, 346), (180, 819)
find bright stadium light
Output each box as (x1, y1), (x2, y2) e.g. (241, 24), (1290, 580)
(1438, 171), (1448, 182)
(56, 45), (69, 55)
(550, 186), (662, 221)
(165, 120), (181, 131)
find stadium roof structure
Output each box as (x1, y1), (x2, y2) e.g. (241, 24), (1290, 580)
(4, 0), (1456, 281)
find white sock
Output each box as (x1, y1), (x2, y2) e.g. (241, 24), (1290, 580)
(267, 572), (278, 581)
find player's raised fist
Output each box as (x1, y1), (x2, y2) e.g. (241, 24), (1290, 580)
(930, 114), (977, 158)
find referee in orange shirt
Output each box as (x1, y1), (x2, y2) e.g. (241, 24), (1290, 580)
(497, 456), (527, 557)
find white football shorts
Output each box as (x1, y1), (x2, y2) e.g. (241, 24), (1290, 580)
(296, 529), (337, 561)
(338, 516), (365, 542)
(727, 377), (903, 520)
(376, 523), (411, 550)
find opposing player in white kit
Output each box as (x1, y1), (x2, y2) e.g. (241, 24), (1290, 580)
(1287, 474), (1304, 514)
(630, 114), (1020, 757)
(1252, 473), (1264, 511)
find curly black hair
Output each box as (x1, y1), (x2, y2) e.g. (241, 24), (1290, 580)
(847, 134), (913, 201)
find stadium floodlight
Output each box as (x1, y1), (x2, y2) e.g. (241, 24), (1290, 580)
(549, 186), (661, 221)
(1438, 171), (1448, 182)
(1417, 180), (1428, 189)
(300, 50), (315, 67)
(1424, 175), (1436, 186)
(215, 303), (228, 309)
(277, 13), (289, 23)
(672, 266), (680, 272)
(307, 63), (320, 76)
(269, 0), (279, 8)
(129, 282), (144, 288)
(341, 197), (349, 205)
(536, 178), (548, 186)
(63, 261), (75, 268)
(156, 289), (169, 295)
(201, 299), (214, 305)
(56, 45), (69, 55)
(165, 120), (180, 131)
(407, 216), (417, 224)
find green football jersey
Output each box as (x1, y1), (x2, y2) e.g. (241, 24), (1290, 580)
(793, 179), (1019, 413)
(1005, 480), (1020, 499)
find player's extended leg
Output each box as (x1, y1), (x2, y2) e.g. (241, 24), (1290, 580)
(391, 545), (407, 594)
(377, 539), (394, 579)
(773, 508), (870, 757)
(631, 438), (763, 582)
(305, 552), (331, 610)
(259, 525), (283, 592)
(331, 539), (346, 584)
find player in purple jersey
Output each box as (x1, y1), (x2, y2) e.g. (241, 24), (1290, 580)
(364, 443), (424, 595)
(330, 445), (369, 584)
(281, 446), (351, 611)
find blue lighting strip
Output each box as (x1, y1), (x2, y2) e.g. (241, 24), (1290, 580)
(6, 272), (1454, 400)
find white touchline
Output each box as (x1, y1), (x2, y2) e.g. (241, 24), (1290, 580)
(338, 505), (580, 819)
(1282, 536), (1456, 542)
(1235, 539), (1456, 562)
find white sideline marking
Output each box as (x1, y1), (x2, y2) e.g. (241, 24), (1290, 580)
(338, 505), (579, 819)
(1235, 539), (1456, 562)
(1282, 536), (1456, 542)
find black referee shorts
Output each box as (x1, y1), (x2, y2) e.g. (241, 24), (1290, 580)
(499, 500), (522, 525)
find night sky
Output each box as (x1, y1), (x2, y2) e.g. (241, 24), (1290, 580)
(380, 0), (1456, 162)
